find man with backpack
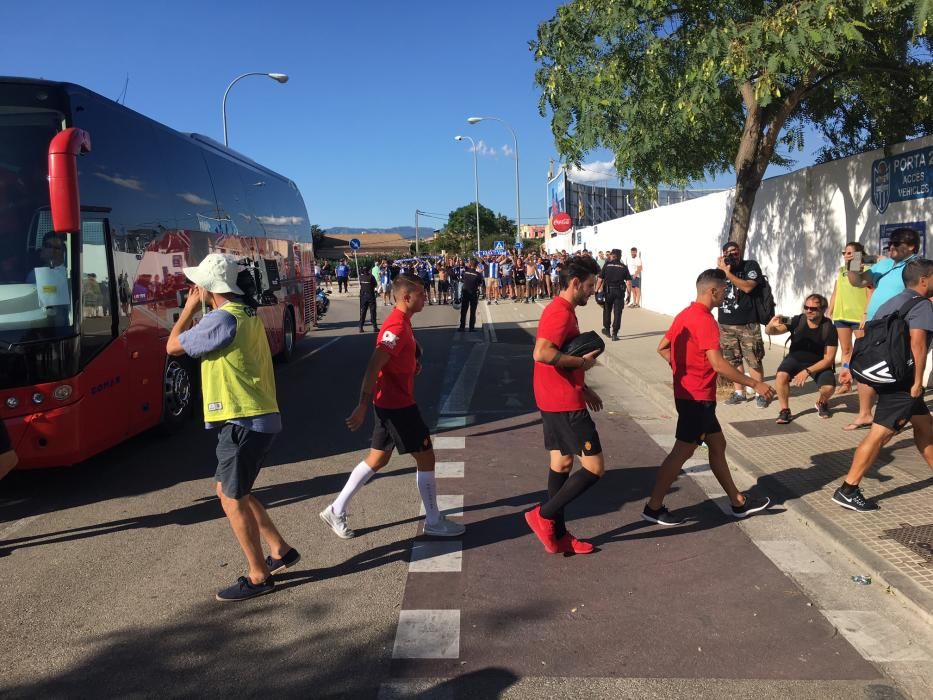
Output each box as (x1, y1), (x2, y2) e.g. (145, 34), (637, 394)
(833, 258), (933, 512)
(765, 294), (838, 423)
(717, 241), (769, 407)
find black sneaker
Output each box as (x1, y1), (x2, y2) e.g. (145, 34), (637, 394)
(215, 575), (275, 602)
(612, 335), (620, 341)
(776, 408), (793, 424)
(601, 328), (611, 338)
(641, 504), (686, 526)
(832, 485), (880, 512)
(816, 401), (831, 419)
(731, 494), (771, 518)
(265, 548), (301, 575)
(724, 392), (745, 405)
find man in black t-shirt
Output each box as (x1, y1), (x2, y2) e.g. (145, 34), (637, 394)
(718, 241), (768, 407)
(765, 294), (838, 423)
(0, 419), (18, 480)
(459, 261), (483, 331)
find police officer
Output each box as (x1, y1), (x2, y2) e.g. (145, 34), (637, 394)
(459, 260), (484, 332)
(359, 266), (378, 333)
(596, 248), (632, 341)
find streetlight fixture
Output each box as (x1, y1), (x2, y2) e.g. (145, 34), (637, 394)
(455, 135), (481, 253)
(222, 72), (289, 147)
(468, 116), (521, 243)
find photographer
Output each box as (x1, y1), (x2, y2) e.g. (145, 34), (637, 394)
(765, 294), (838, 424)
(166, 253), (297, 602)
(717, 241), (767, 407)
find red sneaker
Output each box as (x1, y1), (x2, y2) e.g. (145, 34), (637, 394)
(524, 505), (559, 553)
(556, 532), (594, 555)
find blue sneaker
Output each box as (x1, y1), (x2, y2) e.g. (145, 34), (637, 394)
(265, 548), (301, 575)
(215, 575), (275, 602)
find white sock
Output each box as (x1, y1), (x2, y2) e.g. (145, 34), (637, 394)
(332, 462), (375, 515)
(417, 470), (441, 525)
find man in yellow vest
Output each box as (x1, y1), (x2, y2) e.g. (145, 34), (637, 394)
(167, 253), (298, 602)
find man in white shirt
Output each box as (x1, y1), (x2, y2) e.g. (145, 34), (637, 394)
(628, 247), (643, 308)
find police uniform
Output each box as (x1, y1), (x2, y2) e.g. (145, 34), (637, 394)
(459, 266), (483, 331)
(359, 269), (378, 332)
(599, 250), (632, 339)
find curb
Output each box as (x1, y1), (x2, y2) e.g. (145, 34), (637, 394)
(598, 348), (933, 629)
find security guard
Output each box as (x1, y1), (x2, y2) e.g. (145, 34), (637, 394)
(459, 260), (484, 331)
(596, 248), (632, 340)
(359, 266), (378, 333)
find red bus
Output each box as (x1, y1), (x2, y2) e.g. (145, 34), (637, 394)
(0, 77), (316, 469)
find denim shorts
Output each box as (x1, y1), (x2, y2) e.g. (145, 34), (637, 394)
(215, 424), (276, 499)
(833, 320), (860, 330)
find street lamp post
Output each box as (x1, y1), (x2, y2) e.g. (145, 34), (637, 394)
(454, 135), (481, 253)
(467, 115), (521, 243)
(222, 72), (289, 147)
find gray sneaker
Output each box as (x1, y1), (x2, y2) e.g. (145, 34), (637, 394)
(724, 392), (745, 405)
(320, 506), (356, 539)
(423, 515), (465, 537)
(755, 395), (770, 409)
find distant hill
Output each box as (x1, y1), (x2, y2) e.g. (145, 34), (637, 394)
(326, 226), (434, 240)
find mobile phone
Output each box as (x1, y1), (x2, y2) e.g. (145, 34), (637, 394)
(848, 251), (862, 272)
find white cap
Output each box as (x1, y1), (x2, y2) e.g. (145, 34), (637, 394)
(183, 253), (244, 294)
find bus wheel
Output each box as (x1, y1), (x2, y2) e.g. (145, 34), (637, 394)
(277, 307), (296, 363)
(162, 356), (196, 429)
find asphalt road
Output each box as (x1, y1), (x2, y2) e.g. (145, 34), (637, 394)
(0, 292), (926, 699)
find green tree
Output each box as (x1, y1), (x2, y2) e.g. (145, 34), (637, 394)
(442, 203), (516, 252)
(310, 224), (326, 251)
(532, 1), (933, 248)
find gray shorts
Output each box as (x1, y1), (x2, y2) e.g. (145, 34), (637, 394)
(215, 423), (276, 499)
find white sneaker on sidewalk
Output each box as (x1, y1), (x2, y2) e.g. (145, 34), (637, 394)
(320, 506), (356, 539)
(423, 515), (465, 537)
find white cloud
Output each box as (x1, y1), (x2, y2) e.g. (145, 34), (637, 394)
(257, 215), (306, 226)
(501, 144), (514, 159)
(177, 192), (212, 206)
(468, 139), (497, 157)
(95, 172), (144, 191)
(564, 160), (619, 184)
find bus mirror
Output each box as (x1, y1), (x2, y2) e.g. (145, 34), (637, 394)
(48, 128), (92, 234)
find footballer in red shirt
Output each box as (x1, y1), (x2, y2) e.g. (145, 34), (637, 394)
(642, 269), (775, 527)
(526, 256), (605, 556)
(321, 274), (465, 540)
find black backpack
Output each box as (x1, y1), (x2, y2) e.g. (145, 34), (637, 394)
(850, 296), (928, 387)
(753, 274), (776, 325)
(783, 315), (833, 357)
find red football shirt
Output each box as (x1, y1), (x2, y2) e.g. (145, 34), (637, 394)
(374, 308), (417, 408)
(534, 296), (586, 412)
(665, 302), (721, 401)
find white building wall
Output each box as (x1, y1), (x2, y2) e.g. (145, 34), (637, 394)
(547, 136), (933, 319)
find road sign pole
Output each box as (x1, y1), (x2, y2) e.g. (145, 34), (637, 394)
(353, 250), (360, 283)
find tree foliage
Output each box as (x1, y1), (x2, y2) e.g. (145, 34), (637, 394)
(434, 202), (517, 253)
(532, 0), (933, 247)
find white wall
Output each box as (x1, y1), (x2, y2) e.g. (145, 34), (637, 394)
(547, 136), (933, 319)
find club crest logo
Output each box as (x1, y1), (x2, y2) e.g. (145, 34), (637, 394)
(380, 330), (399, 349)
(872, 159), (890, 214)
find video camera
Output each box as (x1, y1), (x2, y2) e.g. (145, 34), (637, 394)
(235, 256), (281, 308)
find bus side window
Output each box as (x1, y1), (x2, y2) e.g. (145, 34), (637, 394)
(79, 219), (116, 360)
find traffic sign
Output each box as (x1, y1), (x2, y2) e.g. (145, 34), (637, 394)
(349, 238), (361, 250)
(493, 240), (505, 252)
(515, 241), (524, 249)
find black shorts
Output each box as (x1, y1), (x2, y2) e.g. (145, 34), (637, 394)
(873, 386), (931, 431)
(439, 280), (450, 292)
(541, 410), (602, 456)
(215, 424), (277, 499)
(372, 404), (432, 454)
(776, 357), (836, 387)
(675, 398), (722, 445)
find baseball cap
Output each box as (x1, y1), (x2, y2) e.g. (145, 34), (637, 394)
(183, 253), (244, 294)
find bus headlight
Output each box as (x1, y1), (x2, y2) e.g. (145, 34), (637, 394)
(32, 392), (45, 405)
(53, 385), (73, 401)
(5, 397), (18, 409)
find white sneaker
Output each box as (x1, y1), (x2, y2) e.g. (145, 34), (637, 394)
(423, 515), (465, 537)
(320, 506), (356, 539)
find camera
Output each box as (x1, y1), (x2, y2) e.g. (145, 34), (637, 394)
(724, 255), (740, 268)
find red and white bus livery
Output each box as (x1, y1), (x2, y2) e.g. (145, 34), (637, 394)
(0, 77), (316, 468)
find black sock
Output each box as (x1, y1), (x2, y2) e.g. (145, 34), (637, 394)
(546, 469), (570, 537)
(540, 469), (600, 521)
(841, 481), (859, 495)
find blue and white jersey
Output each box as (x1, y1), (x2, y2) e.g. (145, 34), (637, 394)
(336, 263), (349, 277)
(486, 261), (499, 279)
(501, 262), (513, 276)
(380, 268), (391, 285)
(536, 263), (545, 279)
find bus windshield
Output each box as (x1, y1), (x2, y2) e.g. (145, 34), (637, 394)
(0, 105), (76, 344)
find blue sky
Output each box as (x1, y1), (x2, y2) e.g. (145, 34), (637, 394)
(2, 0), (818, 230)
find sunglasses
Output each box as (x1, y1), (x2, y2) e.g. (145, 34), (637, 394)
(803, 306), (822, 312)
(888, 241), (905, 249)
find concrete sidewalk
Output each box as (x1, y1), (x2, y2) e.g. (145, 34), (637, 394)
(570, 299), (933, 620)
